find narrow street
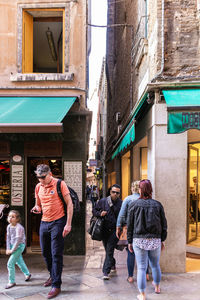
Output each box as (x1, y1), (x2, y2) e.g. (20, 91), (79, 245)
(0, 201), (200, 299)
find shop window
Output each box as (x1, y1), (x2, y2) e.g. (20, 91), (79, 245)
(121, 151), (130, 200)
(140, 147), (148, 179)
(0, 160), (10, 248)
(22, 9), (64, 73)
(0, 160), (10, 204)
(108, 172), (116, 190)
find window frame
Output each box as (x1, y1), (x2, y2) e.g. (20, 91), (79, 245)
(22, 8), (65, 74)
(17, 3), (70, 76)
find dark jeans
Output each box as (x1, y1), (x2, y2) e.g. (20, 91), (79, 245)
(102, 229), (118, 274)
(126, 247), (135, 277)
(40, 215), (66, 288)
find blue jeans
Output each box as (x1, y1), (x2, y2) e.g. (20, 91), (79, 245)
(133, 243), (161, 293)
(126, 247), (135, 277)
(7, 243), (30, 284)
(40, 215), (66, 288)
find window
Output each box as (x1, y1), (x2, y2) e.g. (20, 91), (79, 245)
(121, 151), (130, 200)
(22, 9), (65, 73)
(140, 147), (148, 179)
(131, 0), (148, 66)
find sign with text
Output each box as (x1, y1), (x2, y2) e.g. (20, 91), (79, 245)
(64, 161), (82, 202)
(11, 165), (23, 206)
(168, 111), (200, 134)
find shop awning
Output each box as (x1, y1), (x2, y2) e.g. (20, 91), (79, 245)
(112, 121), (135, 159)
(111, 94), (147, 159)
(163, 89), (200, 134)
(0, 97), (76, 133)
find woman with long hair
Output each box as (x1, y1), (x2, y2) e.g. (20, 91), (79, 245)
(127, 179), (167, 300)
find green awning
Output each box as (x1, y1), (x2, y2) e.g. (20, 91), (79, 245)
(0, 97), (76, 123)
(163, 89), (200, 107)
(111, 94), (147, 159)
(0, 96), (76, 133)
(112, 121), (135, 159)
(163, 89), (200, 134)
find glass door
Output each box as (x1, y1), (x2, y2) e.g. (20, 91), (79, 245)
(187, 145), (200, 243)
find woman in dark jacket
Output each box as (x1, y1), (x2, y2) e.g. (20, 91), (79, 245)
(127, 180), (167, 300)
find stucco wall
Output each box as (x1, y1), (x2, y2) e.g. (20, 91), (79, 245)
(0, 0), (87, 107)
(147, 102), (187, 272)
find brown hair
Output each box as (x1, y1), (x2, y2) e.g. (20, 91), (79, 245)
(8, 210), (21, 223)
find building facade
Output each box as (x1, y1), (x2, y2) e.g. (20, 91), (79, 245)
(96, 58), (107, 198)
(0, 0), (92, 255)
(106, 0), (200, 272)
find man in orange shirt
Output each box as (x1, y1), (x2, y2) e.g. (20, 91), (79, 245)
(31, 164), (73, 299)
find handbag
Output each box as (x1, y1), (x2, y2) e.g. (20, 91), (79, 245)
(117, 226), (128, 247)
(87, 216), (97, 235)
(87, 216), (104, 241)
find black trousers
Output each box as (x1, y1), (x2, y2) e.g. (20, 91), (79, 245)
(102, 229), (119, 274)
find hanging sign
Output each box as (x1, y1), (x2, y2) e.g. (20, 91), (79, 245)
(168, 111), (200, 134)
(11, 165), (23, 206)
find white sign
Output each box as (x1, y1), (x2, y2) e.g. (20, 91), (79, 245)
(11, 165), (23, 206)
(64, 161), (82, 202)
(12, 155), (22, 162)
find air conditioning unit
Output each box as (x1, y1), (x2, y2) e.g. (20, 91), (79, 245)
(116, 112), (121, 124)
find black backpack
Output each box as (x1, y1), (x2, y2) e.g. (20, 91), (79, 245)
(57, 179), (80, 214)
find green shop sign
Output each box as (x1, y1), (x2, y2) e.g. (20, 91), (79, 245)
(168, 111), (200, 134)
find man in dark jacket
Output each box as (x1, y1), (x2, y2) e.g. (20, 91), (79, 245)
(93, 184), (122, 280)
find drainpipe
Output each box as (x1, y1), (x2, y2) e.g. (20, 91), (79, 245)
(151, 0), (165, 81)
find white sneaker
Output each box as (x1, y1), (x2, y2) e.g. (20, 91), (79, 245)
(103, 273), (110, 280)
(25, 274), (31, 281)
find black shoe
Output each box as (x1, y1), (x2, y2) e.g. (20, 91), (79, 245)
(103, 273), (109, 280)
(25, 274), (31, 281)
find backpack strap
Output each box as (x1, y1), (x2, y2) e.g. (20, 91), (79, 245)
(57, 179), (67, 215)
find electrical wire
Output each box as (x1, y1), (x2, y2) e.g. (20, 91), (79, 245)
(87, 23), (132, 28)
(107, 0), (130, 5)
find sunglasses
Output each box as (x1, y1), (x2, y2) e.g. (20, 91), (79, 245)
(111, 191), (120, 195)
(36, 174), (47, 180)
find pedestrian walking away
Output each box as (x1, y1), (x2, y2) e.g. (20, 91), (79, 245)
(90, 185), (99, 208)
(93, 184), (122, 280)
(31, 164), (73, 299)
(5, 210), (31, 289)
(127, 179), (167, 300)
(116, 181), (140, 283)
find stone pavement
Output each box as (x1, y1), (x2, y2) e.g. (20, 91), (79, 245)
(0, 201), (200, 300)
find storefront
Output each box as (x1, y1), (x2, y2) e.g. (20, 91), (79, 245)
(0, 96), (92, 255)
(163, 89), (200, 255)
(108, 88), (200, 272)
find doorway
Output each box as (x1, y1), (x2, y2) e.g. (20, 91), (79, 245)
(27, 158), (62, 251)
(187, 144), (200, 249)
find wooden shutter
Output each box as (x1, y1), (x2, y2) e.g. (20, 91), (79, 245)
(22, 11), (33, 73)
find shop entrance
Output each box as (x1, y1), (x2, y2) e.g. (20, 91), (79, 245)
(27, 158), (62, 251)
(187, 144), (200, 248)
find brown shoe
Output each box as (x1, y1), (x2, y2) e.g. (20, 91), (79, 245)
(47, 287), (61, 299)
(43, 277), (52, 287)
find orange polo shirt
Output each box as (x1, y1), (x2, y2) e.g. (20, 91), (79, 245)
(35, 177), (70, 222)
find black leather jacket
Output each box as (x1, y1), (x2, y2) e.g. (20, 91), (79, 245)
(127, 198), (167, 243)
(93, 196), (122, 231)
